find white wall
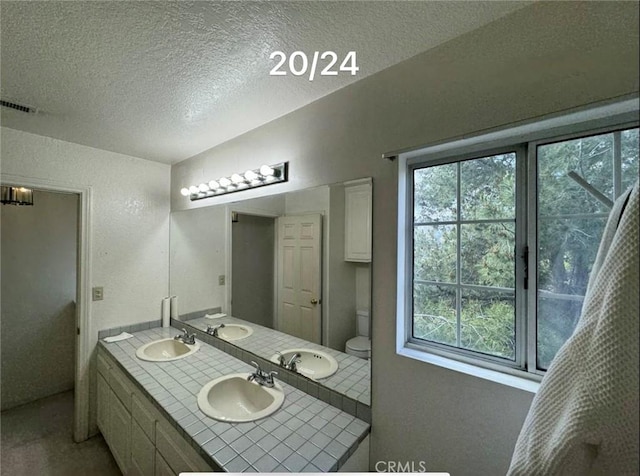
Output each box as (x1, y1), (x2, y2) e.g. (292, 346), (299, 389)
(170, 3), (639, 474)
(0, 127), (170, 426)
(1, 190), (78, 410)
(170, 206), (227, 315)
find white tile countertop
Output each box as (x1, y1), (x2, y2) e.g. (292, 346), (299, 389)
(184, 315), (371, 406)
(99, 326), (370, 472)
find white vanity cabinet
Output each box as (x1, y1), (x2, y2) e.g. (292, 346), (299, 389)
(97, 348), (217, 475)
(344, 178), (372, 262)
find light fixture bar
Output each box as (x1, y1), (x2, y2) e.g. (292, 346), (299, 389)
(181, 162), (288, 201)
(1, 186), (34, 206)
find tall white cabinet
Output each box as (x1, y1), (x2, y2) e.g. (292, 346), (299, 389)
(344, 178), (372, 262)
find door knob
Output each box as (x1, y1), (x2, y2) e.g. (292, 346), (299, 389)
(310, 298), (319, 305)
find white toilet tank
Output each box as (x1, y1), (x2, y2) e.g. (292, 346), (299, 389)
(346, 310), (371, 359)
(356, 310), (370, 337)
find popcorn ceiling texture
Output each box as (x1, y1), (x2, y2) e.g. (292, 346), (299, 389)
(0, 1), (528, 163)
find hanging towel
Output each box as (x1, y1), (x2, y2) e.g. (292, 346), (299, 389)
(508, 182), (639, 475)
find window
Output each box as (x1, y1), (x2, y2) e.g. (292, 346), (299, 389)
(399, 110), (639, 380)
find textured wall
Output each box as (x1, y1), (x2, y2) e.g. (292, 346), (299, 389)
(1, 190), (78, 410)
(0, 128), (171, 341)
(170, 205), (227, 316)
(170, 3), (639, 474)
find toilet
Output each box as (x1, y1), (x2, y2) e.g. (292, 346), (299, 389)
(345, 310), (371, 359)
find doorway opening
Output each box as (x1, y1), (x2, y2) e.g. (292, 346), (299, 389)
(231, 213), (276, 328)
(0, 175), (92, 443)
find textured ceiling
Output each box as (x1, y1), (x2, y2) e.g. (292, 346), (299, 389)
(1, 1), (529, 164)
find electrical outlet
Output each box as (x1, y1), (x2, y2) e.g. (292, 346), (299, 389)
(218, 275), (225, 285)
(92, 286), (104, 301)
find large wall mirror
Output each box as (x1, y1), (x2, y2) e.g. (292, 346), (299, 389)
(170, 179), (372, 406)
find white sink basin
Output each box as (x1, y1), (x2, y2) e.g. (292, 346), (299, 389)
(135, 338), (200, 362)
(197, 373), (284, 423)
(215, 324), (253, 341)
(270, 348), (339, 380)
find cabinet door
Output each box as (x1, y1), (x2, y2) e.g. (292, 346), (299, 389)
(155, 451), (176, 476)
(130, 419), (155, 476)
(109, 390), (131, 474)
(345, 181), (372, 262)
(97, 372), (110, 440)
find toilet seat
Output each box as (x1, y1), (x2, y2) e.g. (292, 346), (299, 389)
(346, 336), (371, 358)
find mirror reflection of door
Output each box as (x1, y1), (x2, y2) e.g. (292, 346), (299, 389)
(231, 213), (276, 328)
(276, 214), (322, 344)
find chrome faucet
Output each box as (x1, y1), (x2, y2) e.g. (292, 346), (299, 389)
(206, 323), (225, 337)
(276, 351), (302, 372)
(247, 361), (277, 388)
(174, 328), (196, 345)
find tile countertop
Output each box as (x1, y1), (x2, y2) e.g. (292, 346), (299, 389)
(99, 327), (370, 472)
(184, 315), (371, 406)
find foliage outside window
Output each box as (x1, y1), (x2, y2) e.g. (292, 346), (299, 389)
(408, 126), (638, 375)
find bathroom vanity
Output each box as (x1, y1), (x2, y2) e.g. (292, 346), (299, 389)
(97, 326), (370, 474)
(179, 314), (370, 411)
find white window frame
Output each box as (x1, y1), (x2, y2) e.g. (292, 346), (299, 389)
(396, 98), (639, 393)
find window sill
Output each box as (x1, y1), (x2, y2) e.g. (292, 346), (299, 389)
(397, 345), (541, 394)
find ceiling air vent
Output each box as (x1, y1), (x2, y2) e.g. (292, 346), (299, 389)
(0, 99), (37, 114)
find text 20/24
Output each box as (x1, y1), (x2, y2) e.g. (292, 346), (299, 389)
(269, 51), (359, 81)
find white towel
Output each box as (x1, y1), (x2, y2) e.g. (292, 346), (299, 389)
(103, 332), (133, 343)
(508, 182), (639, 475)
(205, 312), (227, 319)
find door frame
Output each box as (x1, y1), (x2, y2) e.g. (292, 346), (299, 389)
(1, 173), (92, 442)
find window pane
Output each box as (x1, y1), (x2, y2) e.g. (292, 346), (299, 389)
(537, 212), (608, 370)
(461, 153), (516, 220)
(538, 132), (614, 215)
(537, 295), (584, 369)
(413, 163), (457, 222)
(461, 288), (515, 360)
(460, 223), (515, 287)
(621, 128), (639, 191)
(414, 225), (456, 283)
(413, 283), (456, 346)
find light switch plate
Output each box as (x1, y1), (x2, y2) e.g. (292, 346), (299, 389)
(92, 286), (104, 301)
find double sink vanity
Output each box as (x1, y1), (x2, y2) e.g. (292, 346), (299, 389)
(97, 321), (370, 474)
(96, 178), (374, 474)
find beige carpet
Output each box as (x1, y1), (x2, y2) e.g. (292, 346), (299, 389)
(1, 391), (121, 476)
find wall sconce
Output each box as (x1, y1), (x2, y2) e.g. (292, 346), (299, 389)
(180, 162), (288, 201)
(1, 186), (34, 206)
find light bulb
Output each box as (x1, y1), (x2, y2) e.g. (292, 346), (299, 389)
(259, 165), (274, 176)
(219, 177), (231, 188)
(208, 180), (219, 190)
(189, 185), (199, 195)
(244, 170), (258, 181)
(198, 183), (209, 192)
(231, 173), (244, 184)
(180, 188), (190, 196)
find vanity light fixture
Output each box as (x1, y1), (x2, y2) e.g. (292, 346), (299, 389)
(180, 162), (288, 201)
(1, 186), (34, 206)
